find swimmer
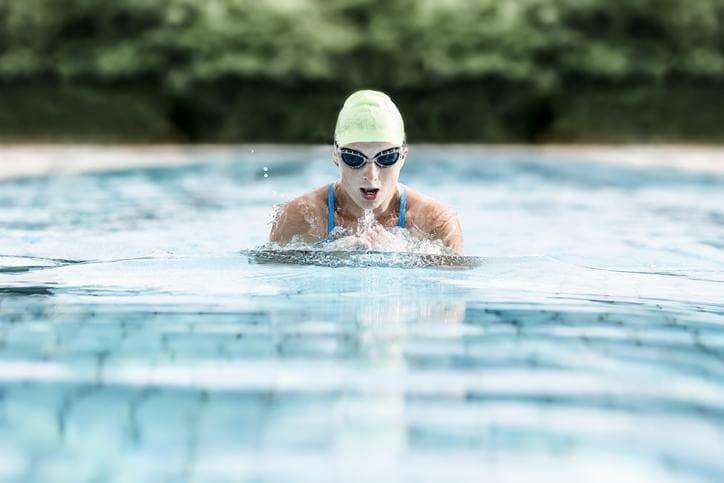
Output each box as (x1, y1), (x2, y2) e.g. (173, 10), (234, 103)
(270, 90), (463, 254)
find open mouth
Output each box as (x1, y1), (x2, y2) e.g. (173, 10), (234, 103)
(360, 188), (379, 200)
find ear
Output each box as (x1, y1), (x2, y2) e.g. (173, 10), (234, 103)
(332, 149), (340, 167)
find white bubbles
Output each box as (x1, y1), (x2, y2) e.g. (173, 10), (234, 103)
(358, 209), (376, 234)
(267, 207), (452, 255)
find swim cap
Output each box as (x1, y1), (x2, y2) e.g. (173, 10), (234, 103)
(334, 90), (405, 146)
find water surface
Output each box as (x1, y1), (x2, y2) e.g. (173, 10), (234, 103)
(1, 146), (723, 482)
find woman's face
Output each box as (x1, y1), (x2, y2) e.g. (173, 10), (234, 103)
(334, 141), (407, 212)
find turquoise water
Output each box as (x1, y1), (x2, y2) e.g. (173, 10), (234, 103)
(1, 147), (723, 482)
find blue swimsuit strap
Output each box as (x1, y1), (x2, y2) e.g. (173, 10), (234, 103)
(399, 187), (407, 228)
(327, 182), (336, 234)
(327, 183), (407, 235)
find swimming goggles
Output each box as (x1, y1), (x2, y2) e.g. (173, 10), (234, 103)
(335, 144), (405, 169)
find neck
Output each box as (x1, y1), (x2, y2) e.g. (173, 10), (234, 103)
(335, 182), (399, 222)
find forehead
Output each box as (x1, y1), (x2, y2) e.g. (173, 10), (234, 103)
(340, 141), (397, 154)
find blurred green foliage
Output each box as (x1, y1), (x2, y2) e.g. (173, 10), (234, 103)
(1, 0), (723, 142)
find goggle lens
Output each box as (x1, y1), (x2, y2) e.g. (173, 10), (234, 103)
(375, 151), (400, 166)
(340, 151), (366, 168)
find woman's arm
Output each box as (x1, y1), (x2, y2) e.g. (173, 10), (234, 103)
(422, 205), (464, 255)
(270, 199), (320, 244)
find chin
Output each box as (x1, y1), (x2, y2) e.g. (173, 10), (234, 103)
(357, 198), (381, 210)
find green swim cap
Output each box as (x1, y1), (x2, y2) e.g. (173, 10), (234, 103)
(334, 90), (405, 146)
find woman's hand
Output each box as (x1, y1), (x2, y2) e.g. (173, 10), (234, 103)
(358, 225), (408, 251)
(324, 225), (408, 252)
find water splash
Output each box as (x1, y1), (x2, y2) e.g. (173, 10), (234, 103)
(266, 193), (456, 255)
(357, 209), (376, 235)
(264, 222), (453, 256)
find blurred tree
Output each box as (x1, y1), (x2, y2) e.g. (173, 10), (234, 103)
(0, 0), (723, 141)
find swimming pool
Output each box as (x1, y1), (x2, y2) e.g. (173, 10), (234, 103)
(1, 146), (723, 482)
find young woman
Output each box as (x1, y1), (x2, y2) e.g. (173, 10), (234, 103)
(270, 90), (463, 254)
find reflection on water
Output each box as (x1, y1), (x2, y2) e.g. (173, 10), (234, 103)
(1, 147), (724, 482)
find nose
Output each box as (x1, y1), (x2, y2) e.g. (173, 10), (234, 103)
(361, 162), (380, 182)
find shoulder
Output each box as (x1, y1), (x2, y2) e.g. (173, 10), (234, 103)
(270, 185), (329, 244)
(404, 187), (464, 254)
(405, 187), (457, 226)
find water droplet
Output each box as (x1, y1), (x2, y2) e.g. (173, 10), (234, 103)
(263, 173), (268, 178)
(251, 149), (255, 153)
(263, 167), (268, 172)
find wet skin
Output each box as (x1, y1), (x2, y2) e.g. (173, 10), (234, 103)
(269, 142), (464, 254)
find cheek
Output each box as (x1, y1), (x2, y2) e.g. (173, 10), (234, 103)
(339, 169), (362, 193)
(382, 168), (400, 186)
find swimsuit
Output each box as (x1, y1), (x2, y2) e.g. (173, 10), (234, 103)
(326, 183), (407, 236)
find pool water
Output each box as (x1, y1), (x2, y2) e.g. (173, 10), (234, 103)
(1, 146), (723, 482)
